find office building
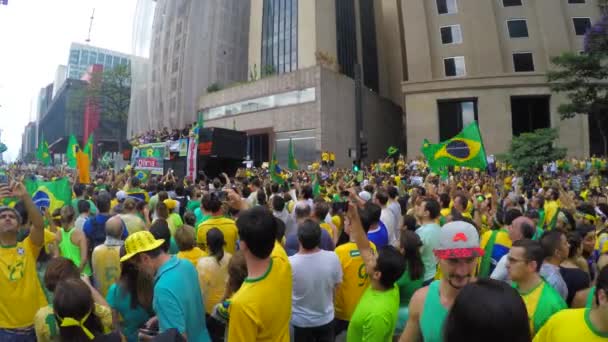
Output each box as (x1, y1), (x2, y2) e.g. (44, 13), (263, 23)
(20, 122), (37, 161)
(66, 42), (131, 80)
(127, 0), (251, 136)
(198, 0), (404, 166)
(52, 65), (67, 98)
(401, 0), (602, 157)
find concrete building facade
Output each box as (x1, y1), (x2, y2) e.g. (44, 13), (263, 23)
(199, 0), (405, 166)
(400, 0), (602, 158)
(67, 43), (131, 79)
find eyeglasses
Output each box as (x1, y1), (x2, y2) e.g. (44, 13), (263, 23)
(507, 256), (528, 264)
(0, 214), (17, 220)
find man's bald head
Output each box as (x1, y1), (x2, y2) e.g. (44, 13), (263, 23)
(105, 216), (124, 239)
(510, 216), (536, 241)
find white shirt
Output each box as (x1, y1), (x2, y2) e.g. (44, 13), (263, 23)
(490, 254), (510, 282)
(381, 207), (397, 246)
(289, 250), (342, 327)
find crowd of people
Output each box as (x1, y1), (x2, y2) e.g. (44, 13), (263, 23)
(130, 123), (196, 146)
(1, 156), (608, 341)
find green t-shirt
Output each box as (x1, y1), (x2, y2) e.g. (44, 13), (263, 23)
(395, 268), (424, 307)
(168, 213), (183, 236)
(513, 280), (567, 335)
(71, 198), (98, 215)
(347, 285), (399, 342)
(186, 200), (201, 213)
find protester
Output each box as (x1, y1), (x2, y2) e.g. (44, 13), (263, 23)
(491, 216), (536, 281)
(91, 216), (124, 297)
(414, 197), (441, 285)
(175, 225), (207, 266)
(289, 219), (342, 341)
(196, 193), (239, 254)
(507, 239), (566, 335)
(121, 231), (211, 341)
(539, 230), (570, 301)
(394, 230), (425, 336)
(226, 207), (292, 341)
(400, 221), (484, 342)
(119, 198), (147, 235)
(84, 192), (126, 251)
(57, 205), (92, 276)
(561, 231), (591, 306)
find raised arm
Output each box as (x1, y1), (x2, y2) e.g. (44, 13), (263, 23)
(13, 182), (44, 246)
(345, 201), (376, 275)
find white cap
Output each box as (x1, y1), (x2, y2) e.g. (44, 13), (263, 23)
(358, 191), (372, 202)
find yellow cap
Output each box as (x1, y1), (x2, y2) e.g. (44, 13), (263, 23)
(120, 231), (165, 262)
(163, 199), (178, 210)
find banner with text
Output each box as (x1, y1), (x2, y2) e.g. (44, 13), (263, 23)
(131, 142), (168, 175)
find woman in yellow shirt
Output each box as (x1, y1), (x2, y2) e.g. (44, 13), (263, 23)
(197, 228), (232, 315)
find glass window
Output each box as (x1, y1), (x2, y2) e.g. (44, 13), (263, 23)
(511, 96), (550, 136)
(573, 18), (591, 35)
(568, 0), (585, 3)
(69, 50), (80, 65)
(261, 0), (298, 74)
(502, 0), (522, 6)
(440, 25), (462, 44)
(113, 56), (121, 66)
(438, 99), (478, 140)
(275, 129), (317, 166)
(81, 51), (89, 65)
(513, 52), (534, 72)
(507, 19), (529, 38)
(444, 57), (466, 77)
(437, 0), (458, 15)
(97, 53), (105, 63)
(121, 58), (128, 65)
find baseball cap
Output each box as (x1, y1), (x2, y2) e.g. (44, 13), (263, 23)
(163, 199), (178, 210)
(358, 191), (372, 202)
(434, 221), (484, 259)
(116, 191), (127, 201)
(120, 231), (165, 262)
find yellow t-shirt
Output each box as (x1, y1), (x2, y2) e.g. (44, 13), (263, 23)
(544, 200), (559, 228)
(0, 236), (48, 328)
(34, 303), (113, 342)
(271, 240), (289, 262)
(334, 241), (377, 321)
(177, 247), (208, 267)
(91, 244), (122, 298)
(227, 258), (292, 341)
(533, 309), (608, 342)
(197, 254), (232, 314)
(332, 215), (343, 234)
(440, 208), (451, 218)
(320, 223), (334, 240)
(197, 217), (239, 254)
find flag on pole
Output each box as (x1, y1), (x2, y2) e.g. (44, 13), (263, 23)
(77, 151), (91, 184)
(66, 135), (80, 168)
(312, 173), (321, 198)
(83, 134), (94, 162)
(270, 151), (285, 185)
(421, 122), (487, 172)
(37, 134), (51, 166)
(24, 178), (72, 214)
(288, 138), (299, 170)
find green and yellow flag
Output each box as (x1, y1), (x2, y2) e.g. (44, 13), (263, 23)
(270, 151), (285, 185)
(422, 122), (487, 172)
(37, 134), (51, 166)
(288, 138), (299, 170)
(83, 134), (94, 162)
(66, 135), (80, 168)
(24, 177), (72, 214)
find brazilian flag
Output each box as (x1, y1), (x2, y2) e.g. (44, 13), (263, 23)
(24, 178), (72, 214)
(270, 151), (285, 185)
(422, 122), (487, 171)
(135, 169), (150, 183)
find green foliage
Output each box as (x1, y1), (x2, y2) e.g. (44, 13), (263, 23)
(504, 128), (567, 175)
(206, 82), (223, 93)
(261, 64), (276, 78)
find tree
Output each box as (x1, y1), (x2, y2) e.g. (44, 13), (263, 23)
(206, 82), (223, 93)
(547, 15), (608, 155)
(504, 128), (567, 175)
(69, 64), (131, 156)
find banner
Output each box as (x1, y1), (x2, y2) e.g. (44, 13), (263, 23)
(179, 138), (189, 157)
(186, 137), (198, 181)
(131, 142), (168, 175)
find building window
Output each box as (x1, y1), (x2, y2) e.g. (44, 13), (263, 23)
(172, 58), (179, 73)
(568, 0), (585, 3)
(360, 0), (379, 92)
(511, 96), (550, 136)
(436, 0), (458, 15)
(440, 25), (463, 44)
(507, 19), (529, 38)
(502, 0), (523, 6)
(513, 52), (534, 72)
(438, 99), (478, 141)
(444, 57), (466, 77)
(573, 17), (591, 35)
(336, 0), (358, 79)
(261, 0), (298, 75)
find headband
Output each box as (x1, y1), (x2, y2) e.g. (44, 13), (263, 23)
(57, 309), (94, 340)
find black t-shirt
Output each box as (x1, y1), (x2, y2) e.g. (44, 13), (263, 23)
(560, 266), (590, 306)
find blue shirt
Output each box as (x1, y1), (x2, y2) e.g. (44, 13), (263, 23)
(285, 229), (334, 256)
(83, 214), (128, 248)
(367, 221), (389, 249)
(106, 283), (151, 342)
(153, 256), (211, 342)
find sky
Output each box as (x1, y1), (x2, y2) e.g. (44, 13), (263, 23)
(0, 0), (137, 162)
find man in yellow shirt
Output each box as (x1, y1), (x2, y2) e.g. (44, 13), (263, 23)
(197, 194), (238, 254)
(534, 265), (608, 341)
(543, 188), (560, 229)
(226, 207), (292, 341)
(91, 215), (123, 297)
(333, 208), (377, 336)
(0, 182), (46, 340)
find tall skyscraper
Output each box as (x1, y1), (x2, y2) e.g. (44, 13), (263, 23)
(66, 42), (131, 80)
